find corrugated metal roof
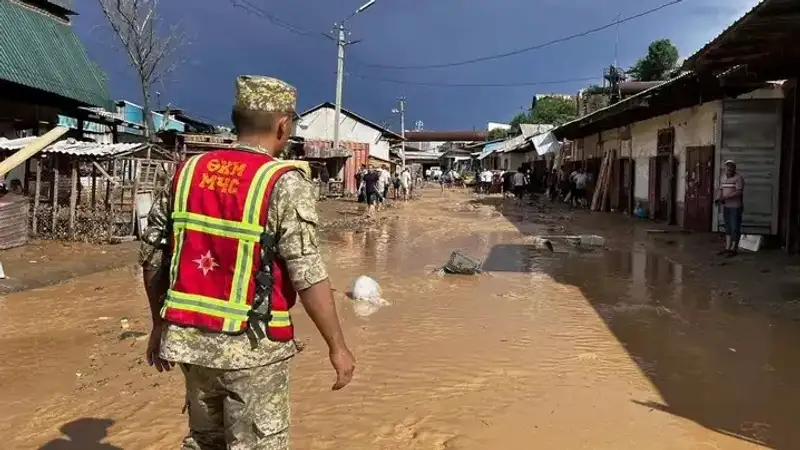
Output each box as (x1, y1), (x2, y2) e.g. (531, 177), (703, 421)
(519, 123), (555, 137)
(43, 139), (145, 156)
(299, 102), (404, 141)
(0, 136), (145, 157)
(554, 72), (695, 136)
(0, 1), (111, 108)
(402, 150), (443, 161)
(682, 0), (800, 75)
(0, 136), (39, 151)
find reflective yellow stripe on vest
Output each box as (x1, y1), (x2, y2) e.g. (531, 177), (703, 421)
(163, 156), (310, 332)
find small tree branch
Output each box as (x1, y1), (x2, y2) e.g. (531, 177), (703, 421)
(97, 0), (187, 140)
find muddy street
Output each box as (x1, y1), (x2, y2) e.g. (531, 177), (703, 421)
(1, 189), (800, 449)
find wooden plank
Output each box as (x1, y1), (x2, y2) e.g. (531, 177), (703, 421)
(69, 159), (78, 239)
(92, 161), (119, 186)
(32, 158), (41, 235)
(0, 126), (69, 178)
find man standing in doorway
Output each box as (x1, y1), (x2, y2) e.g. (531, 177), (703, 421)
(716, 160), (745, 256)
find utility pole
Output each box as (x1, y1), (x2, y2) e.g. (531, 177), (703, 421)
(331, 0), (377, 154)
(334, 23), (345, 153)
(398, 97), (406, 169)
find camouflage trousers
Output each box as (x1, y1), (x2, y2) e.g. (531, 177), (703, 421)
(179, 359), (290, 450)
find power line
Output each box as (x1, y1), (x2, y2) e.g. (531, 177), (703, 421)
(231, 0), (332, 41)
(347, 73), (602, 88)
(350, 0), (687, 70)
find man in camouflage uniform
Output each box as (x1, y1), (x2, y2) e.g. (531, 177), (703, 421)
(140, 75), (355, 450)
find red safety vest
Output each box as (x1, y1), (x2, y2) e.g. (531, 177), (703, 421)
(161, 149), (309, 341)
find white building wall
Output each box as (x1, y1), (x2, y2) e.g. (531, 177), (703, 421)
(296, 107), (391, 160)
(629, 101), (719, 219)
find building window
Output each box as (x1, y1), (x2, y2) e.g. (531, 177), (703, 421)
(657, 127), (675, 155)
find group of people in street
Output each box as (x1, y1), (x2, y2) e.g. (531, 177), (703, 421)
(355, 164), (413, 218)
(475, 165), (592, 209)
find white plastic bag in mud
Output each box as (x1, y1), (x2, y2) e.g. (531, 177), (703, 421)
(350, 276), (383, 305)
(350, 276), (388, 317)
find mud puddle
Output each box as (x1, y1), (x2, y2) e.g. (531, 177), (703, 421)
(1, 191), (799, 449)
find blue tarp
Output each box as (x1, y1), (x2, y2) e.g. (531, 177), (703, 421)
(477, 142), (503, 160)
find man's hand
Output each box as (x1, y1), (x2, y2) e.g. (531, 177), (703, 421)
(330, 346), (356, 390)
(146, 323), (174, 372)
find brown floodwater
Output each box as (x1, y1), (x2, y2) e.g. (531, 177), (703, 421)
(1, 189), (799, 449)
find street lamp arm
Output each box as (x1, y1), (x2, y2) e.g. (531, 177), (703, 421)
(344, 0), (377, 21)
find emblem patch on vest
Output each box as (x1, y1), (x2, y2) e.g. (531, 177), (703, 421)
(193, 250), (219, 276)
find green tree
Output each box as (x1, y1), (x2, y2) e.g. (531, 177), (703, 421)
(508, 96), (578, 134)
(487, 127), (509, 141)
(628, 39), (679, 82)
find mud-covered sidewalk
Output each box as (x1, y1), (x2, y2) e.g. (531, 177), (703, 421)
(2, 189), (800, 449)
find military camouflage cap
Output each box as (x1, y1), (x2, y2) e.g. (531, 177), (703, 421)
(235, 75), (297, 114)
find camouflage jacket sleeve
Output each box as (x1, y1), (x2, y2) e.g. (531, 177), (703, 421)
(139, 186), (172, 270)
(270, 170), (329, 291)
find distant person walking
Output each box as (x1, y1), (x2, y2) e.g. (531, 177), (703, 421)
(513, 168), (526, 206)
(392, 171), (402, 199)
(571, 168), (589, 208)
(356, 164), (368, 203)
(716, 160), (745, 257)
(363, 165), (381, 217)
(318, 165), (330, 200)
(479, 169), (492, 194)
(400, 167), (412, 201)
(379, 165), (391, 202)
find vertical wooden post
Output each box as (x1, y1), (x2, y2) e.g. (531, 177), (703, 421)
(130, 160), (140, 236)
(119, 160), (126, 214)
(32, 158), (42, 235)
(23, 158), (30, 195)
(51, 155), (59, 233)
(69, 159), (78, 239)
(90, 162), (97, 210)
(107, 160), (116, 240)
(104, 160), (112, 209)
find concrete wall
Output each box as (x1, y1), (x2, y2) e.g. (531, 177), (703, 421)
(297, 107), (391, 161)
(497, 152), (526, 171)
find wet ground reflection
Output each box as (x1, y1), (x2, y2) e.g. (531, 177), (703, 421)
(324, 202), (800, 448)
(473, 197), (800, 449)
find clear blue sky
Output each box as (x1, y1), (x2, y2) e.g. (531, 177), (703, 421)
(74, 0), (758, 131)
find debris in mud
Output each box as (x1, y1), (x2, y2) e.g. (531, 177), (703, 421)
(348, 276), (389, 317)
(528, 237), (555, 252)
(350, 276), (382, 302)
(440, 250), (483, 275)
(119, 331), (148, 340)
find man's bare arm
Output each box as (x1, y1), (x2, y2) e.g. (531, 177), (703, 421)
(273, 171), (355, 389)
(298, 279), (347, 352)
(143, 265), (170, 324)
(139, 186), (173, 324)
